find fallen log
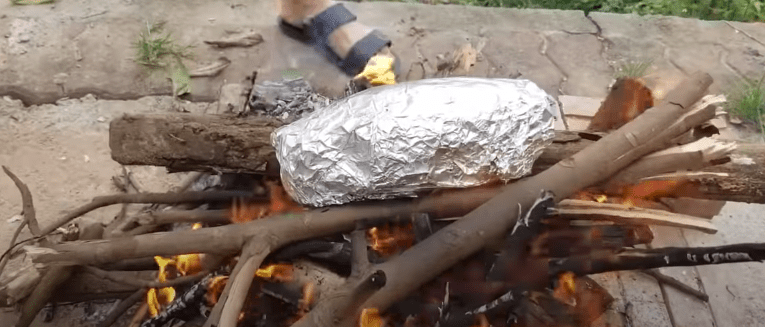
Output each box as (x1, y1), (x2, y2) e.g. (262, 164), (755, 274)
(109, 114), (764, 204)
(109, 114), (282, 173)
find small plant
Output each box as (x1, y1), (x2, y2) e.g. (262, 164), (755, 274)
(134, 22), (193, 96)
(614, 59), (653, 79)
(726, 75), (765, 129)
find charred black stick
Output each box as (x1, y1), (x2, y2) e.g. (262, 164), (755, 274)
(140, 275), (215, 327)
(550, 243), (765, 276)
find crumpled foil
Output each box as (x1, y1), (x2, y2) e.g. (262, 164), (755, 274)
(273, 77), (556, 207)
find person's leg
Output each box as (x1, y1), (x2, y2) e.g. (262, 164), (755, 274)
(278, 0), (394, 76)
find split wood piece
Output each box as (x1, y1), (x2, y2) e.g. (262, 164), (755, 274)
(40, 190), (256, 236)
(109, 114), (282, 173)
(293, 72), (714, 326)
(606, 137), (735, 186)
(553, 199), (717, 234)
(640, 269), (709, 302)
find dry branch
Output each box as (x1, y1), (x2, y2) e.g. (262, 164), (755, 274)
(2, 166), (40, 236)
(640, 269), (708, 302)
(40, 190), (256, 236)
(553, 199), (717, 234)
(97, 289), (146, 327)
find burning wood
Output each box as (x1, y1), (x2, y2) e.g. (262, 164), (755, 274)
(6, 70), (765, 327)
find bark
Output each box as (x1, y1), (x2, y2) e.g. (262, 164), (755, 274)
(109, 114), (282, 173)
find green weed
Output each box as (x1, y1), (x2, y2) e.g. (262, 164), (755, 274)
(614, 59), (653, 79)
(440, 0), (765, 22)
(134, 22), (193, 96)
(726, 76), (765, 129)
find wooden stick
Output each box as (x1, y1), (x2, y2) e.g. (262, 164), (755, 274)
(551, 243), (765, 276)
(552, 199), (717, 234)
(135, 209), (229, 225)
(15, 266), (74, 327)
(82, 266), (208, 289)
(209, 239), (271, 327)
(40, 190), (256, 236)
(640, 269), (709, 302)
(2, 166), (40, 236)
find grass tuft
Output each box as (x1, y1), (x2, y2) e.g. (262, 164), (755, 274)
(614, 59), (653, 79)
(134, 22), (193, 69)
(726, 75), (765, 130)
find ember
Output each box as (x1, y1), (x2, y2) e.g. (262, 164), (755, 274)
(359, 307), (385, 327)
(255, 263), (294, 282)
(367, 224), (415, 257)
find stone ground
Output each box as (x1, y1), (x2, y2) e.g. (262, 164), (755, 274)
(1, 0), (765, 326)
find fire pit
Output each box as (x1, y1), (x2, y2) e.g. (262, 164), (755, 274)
(2, 71), (765, 327)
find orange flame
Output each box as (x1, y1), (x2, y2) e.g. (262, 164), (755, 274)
(230, 182), (305, 223)
(553, 271), (577, 306)
(205, 276), (229, 306)
(255, 263), (294, 282)
(359, 308), (385, 327)
(367, 224), (414, 257)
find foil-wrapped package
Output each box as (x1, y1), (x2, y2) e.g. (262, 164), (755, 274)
(273, 77), (556, 207)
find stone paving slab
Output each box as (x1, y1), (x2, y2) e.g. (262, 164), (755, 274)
(682, 202), (765, 327)
(3, 0), (764, 106)
(651, 226), (716, 327)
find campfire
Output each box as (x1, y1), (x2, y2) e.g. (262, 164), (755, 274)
(2, 71), (765, 327)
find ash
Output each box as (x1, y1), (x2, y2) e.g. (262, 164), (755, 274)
(247, 78), (331, 123)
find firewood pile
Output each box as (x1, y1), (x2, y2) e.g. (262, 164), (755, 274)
(2, 71), (765, 327)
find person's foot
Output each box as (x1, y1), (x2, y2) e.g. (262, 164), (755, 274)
(279, 0), (396, 84)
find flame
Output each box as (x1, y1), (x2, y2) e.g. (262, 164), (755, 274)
(147, 287), (176, 317)
(230, 182), (304, 223)
(367, 224), (414, 257)
(205, 276), (229, 306)
(595, 195), (607, 203)
(553, 271), (577, 307)
(147, 256), (177, 316)
(359, 308), (385, 327)
(255, 263), (294, 282)
(147, 240), (204, 316)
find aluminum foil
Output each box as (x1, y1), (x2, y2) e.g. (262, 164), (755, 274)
(273, 77), (556, 207)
